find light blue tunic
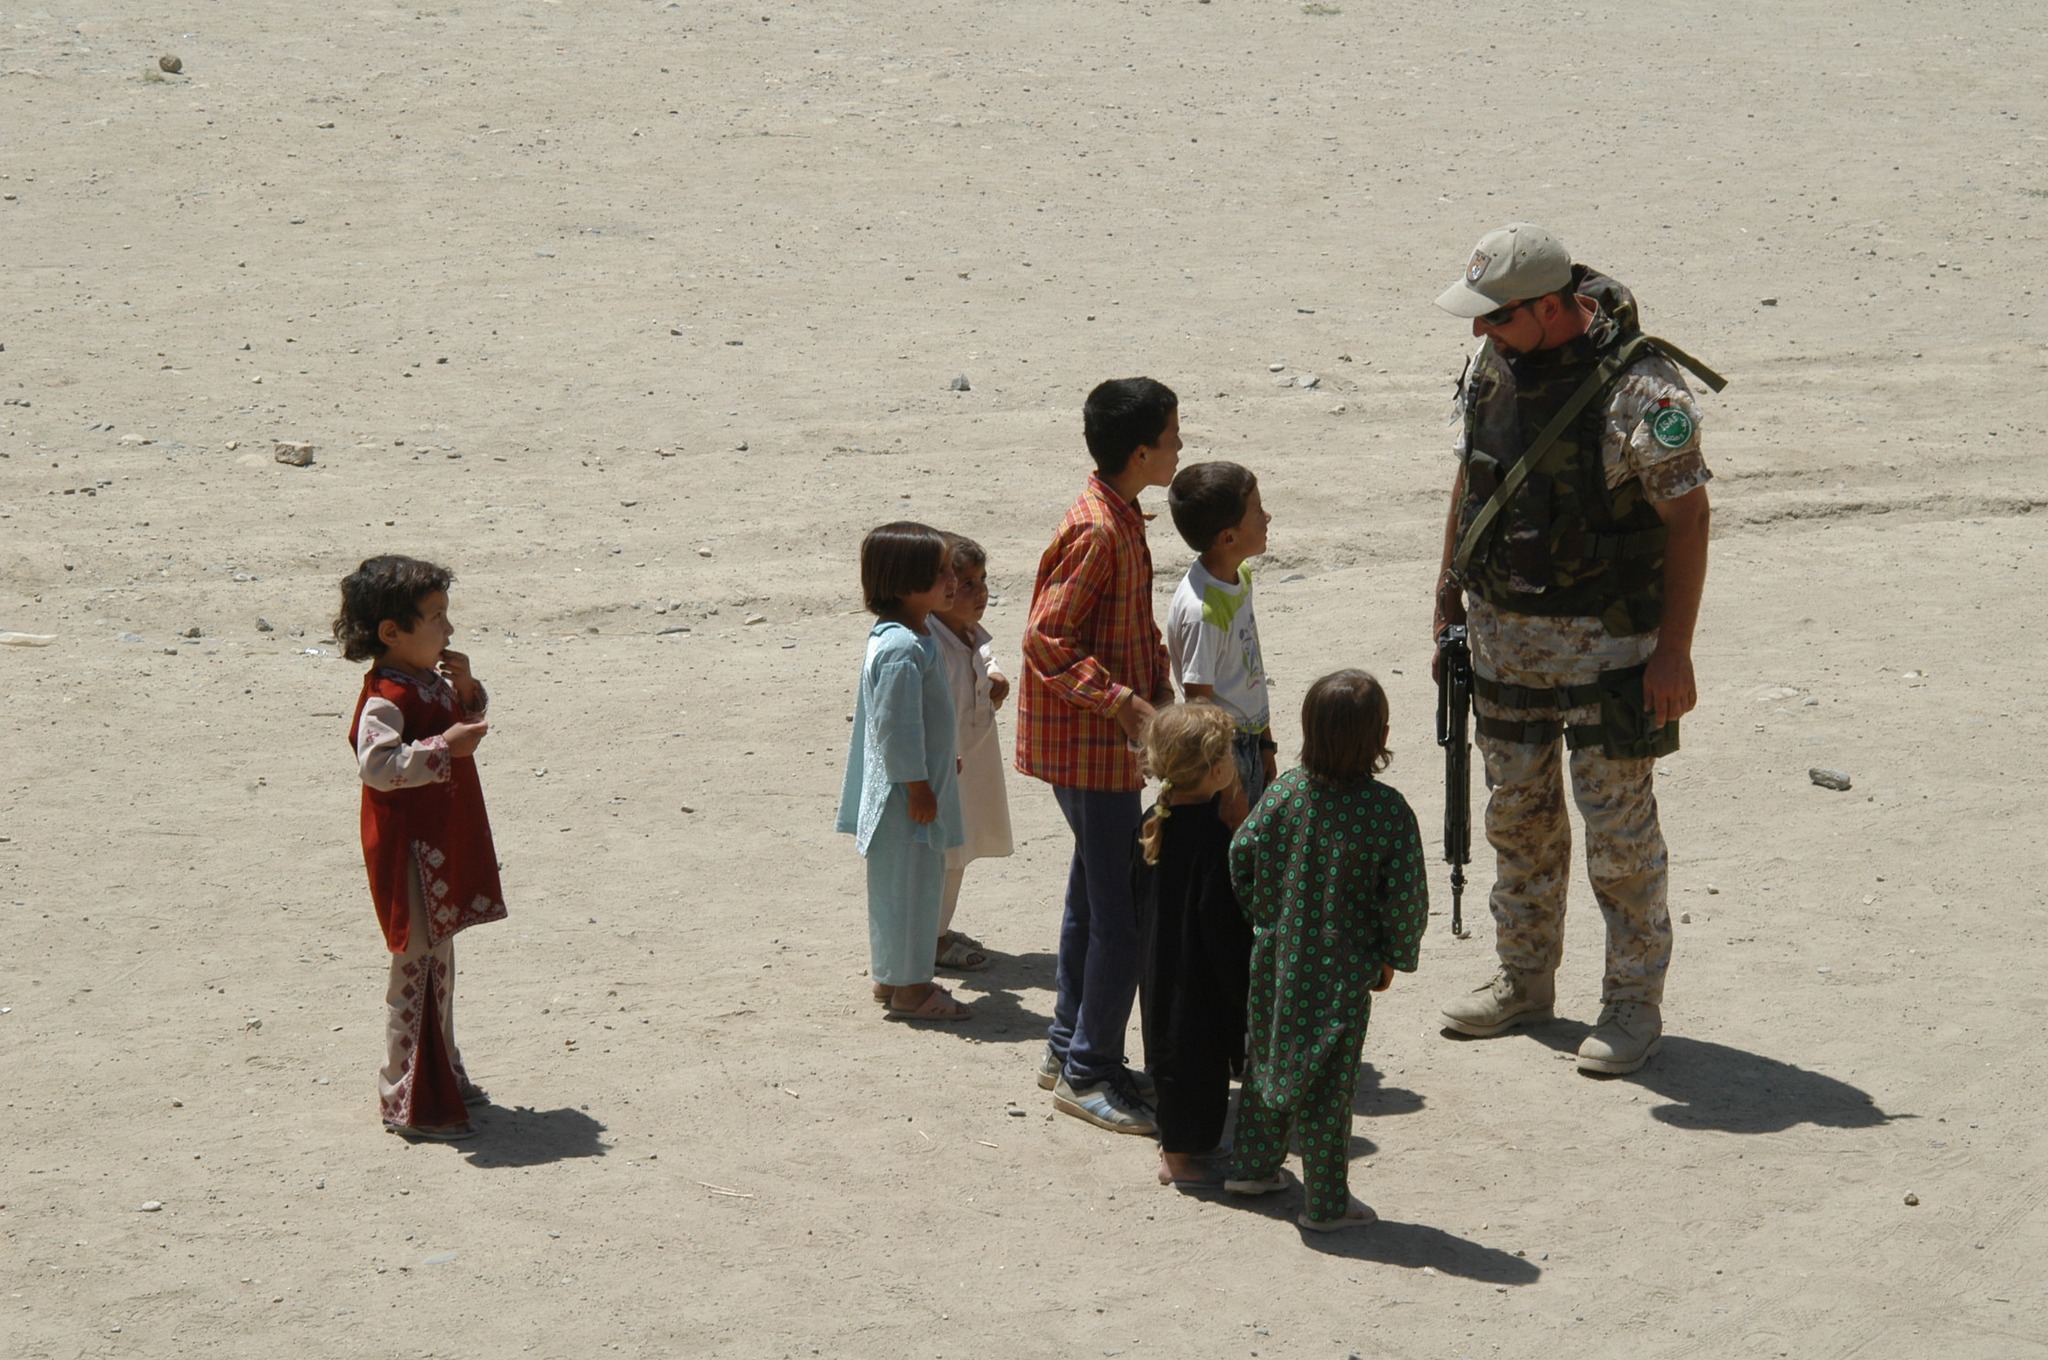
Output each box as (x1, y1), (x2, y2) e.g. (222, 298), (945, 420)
(837, 621), (964, 985)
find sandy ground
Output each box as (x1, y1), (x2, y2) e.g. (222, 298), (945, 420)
(5, 1), (2048, 1356)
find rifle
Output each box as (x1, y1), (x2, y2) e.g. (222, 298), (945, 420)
(1435, 624), (1473, 939)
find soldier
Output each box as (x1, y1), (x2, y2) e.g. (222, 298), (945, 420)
(1430, 223), (1721, 1075)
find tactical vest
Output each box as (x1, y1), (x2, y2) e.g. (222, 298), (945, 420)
(1454, 266), (1674, 639)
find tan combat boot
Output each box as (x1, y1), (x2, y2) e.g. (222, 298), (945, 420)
(1576, 1001), (1662, 1074)
(1441, 967), (1555, 1037)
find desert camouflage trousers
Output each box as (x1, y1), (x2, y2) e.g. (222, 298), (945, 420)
(1468, 601), (1672, 1004)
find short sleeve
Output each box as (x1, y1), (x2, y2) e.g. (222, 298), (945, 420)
(1605, 356), (1712, 503)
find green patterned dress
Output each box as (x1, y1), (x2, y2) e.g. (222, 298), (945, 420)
(1227, 768), (1429, 1219)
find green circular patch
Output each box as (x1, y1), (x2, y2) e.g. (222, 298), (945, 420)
(1651, 405), (1696, 450)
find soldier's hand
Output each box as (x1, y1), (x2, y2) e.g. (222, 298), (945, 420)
(1643, 646), (1698, 726)
(1369, 962), (1396, 993)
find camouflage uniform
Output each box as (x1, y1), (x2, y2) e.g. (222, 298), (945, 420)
(1455, 318), (1710, 1008)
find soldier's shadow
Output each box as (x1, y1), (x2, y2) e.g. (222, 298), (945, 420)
(1514, 1021), (1908, 1133)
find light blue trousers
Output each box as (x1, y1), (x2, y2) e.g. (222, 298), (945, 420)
(867, 832), (946, 986)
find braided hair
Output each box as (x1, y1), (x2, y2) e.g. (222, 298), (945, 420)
(1137, 701), (1239, 865)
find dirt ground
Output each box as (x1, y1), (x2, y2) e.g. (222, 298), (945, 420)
(4, 1), (2047, 1357)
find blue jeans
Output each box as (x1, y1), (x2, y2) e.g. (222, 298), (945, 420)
(1232, 731), (1270, 808)
(1048, 786), (1143, 1086)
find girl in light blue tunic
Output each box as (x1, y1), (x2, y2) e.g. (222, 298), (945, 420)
(837, 523), (970, 1022)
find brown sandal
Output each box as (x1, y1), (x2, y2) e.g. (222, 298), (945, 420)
(883, 985), (972, 1023)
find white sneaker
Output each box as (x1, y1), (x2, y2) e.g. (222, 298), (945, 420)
(1576, 1002), (1662, 1074)
(1052, 1070), (1156, 1136)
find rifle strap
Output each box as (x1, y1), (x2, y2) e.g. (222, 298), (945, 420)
(1453, 333), (1726, 579)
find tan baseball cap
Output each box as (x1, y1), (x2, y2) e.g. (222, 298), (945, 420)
(1435, 222), (1573, 318)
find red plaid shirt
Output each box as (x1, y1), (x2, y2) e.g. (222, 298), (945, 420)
(1014, 474), (1173, 792)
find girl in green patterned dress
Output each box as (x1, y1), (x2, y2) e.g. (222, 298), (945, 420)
(1225, 670), (1430, 1231)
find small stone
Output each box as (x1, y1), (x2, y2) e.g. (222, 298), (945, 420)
(244, 1017), (262, 1030)
(120, 632), (144, 644)
(1809, 767), (1853, 791)
(1267, 363), (1285, 372)
(948, 373), (971, 391)
(745, 614), (766, 625)
(1904, 1193), (1920, 1206)
(1299, 374), (1319, 389)
(184, 626), (202, 638)
(1707, 885), (1719, 895)
(1007, 1107), (1027, 1117)
(315, 1178), (326, 1189)
(225, 439), (239, 451)
(1760, 297), (1779, 306)
(273, 441), (315, 466)
(679, 804), (696, 814)
(159, 55), (183, 73)
(1679, 912), (1691, 924)
(735, 440), (748, 452)
(139, 1200), (163, 1212)
(256, 618), (273, 632)
(697, 547), (713, 557)
(170, 1098), (182, 1107)
(1421, 1266), (1438, 1277)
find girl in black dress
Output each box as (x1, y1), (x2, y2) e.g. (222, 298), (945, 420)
(1135, 701), (1253, 1186)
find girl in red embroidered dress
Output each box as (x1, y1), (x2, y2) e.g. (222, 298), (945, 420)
(337, 556), (507, 1141)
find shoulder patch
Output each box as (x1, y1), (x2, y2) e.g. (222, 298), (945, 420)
(1650, 403), (1696, 450)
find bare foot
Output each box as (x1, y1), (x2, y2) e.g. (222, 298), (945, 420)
(1158, 1150), (1220, 1185)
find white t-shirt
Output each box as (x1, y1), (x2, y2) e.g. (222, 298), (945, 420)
(1165, 560), (1269, 731)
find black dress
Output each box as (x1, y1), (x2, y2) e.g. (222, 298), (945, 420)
(1134, 794), (1254, 1154)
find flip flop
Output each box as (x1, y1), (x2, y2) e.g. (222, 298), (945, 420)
(935, 934), (990, 971)
(1298, 1197), (1378, 1232)
(1224, 1173), (1291, 1196)
(883, 985), (972, 1023)
(384, 1121), (476, 1142)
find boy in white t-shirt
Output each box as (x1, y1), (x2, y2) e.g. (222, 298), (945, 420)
(1164, 461), (1276, 804)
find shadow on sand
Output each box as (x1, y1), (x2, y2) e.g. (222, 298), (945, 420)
(1462, 1020), (1912, 1133)
(461, 1104), (610, 1168)
(1185, 1180), (1540, 1280)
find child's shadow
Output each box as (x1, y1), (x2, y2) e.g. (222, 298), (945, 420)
(1186, 1180), (1540, 1282)
(1294, 1217), (1543, 1280)
(460, 1103), (609, 1168)
(1353, 1062), (1425, 1118)
(944, 949), (1056, 1043)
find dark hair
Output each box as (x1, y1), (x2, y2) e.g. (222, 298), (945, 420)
(1083, 377), (1178, 476)
(1167, 461), (1258, 552)
(943, 532), (987, 573)
(861, 521), (946, 616)
(334, 555), (454, 662)
(1299, 669), (1391, 785)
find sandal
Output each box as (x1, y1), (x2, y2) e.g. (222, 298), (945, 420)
(1298, 1197), (1378, 1232)
(871, 984), (893, 1006)
(883, 984), (972, 1023)
(935, 933), (990, 972)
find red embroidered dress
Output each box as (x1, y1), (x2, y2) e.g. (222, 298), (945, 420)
(349, 667), (508, 952)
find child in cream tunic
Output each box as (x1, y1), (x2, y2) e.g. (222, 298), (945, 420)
(930, 534), (1015, 970)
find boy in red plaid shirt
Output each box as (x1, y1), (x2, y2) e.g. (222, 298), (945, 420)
(1016, 377), (1182, 1134)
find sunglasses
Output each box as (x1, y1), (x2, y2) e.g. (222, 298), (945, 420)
(1478, 297), (1536, 327)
